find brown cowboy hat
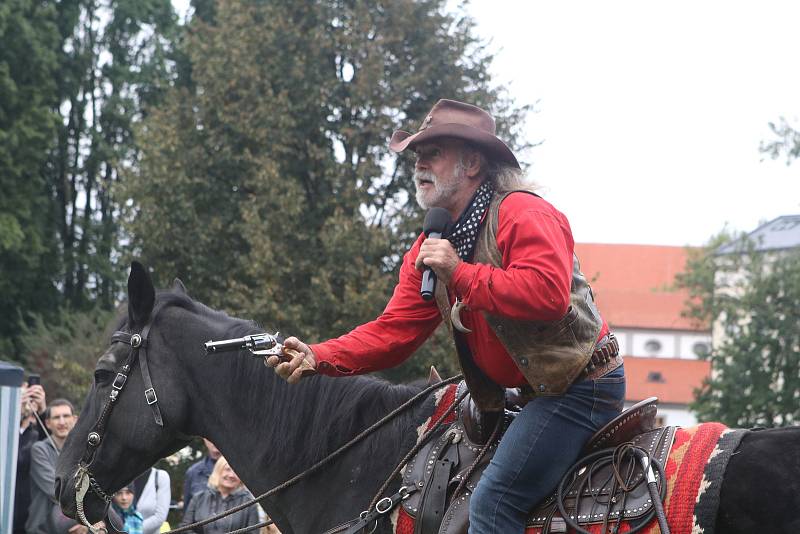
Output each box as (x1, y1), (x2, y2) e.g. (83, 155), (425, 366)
(389, 99), (520, 169)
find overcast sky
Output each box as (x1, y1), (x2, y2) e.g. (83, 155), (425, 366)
(464, 0), (800, 246)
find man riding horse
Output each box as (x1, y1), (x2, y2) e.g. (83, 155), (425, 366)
(266, 98), (626, 534)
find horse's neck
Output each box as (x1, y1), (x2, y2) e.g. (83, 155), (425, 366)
(190, 354), (428, 491)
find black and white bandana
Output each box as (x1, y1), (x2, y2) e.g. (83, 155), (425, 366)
(447, 180), (495, 261)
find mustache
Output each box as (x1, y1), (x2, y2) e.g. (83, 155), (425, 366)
(414, 170), (437, 183)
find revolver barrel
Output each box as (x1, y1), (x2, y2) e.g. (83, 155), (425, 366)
(204, 333), (278, 354)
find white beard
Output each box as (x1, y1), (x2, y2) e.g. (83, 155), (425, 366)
(414, 168), (463, 209)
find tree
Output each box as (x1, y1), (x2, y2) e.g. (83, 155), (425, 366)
(1, 0), (177, 358)
(676, 234), (800, 427)
(20, 307), (117, 405)
(0, 0), (61, 359)
(123, 0), (530, 381)
(761, 116), (800, 165)
(45, 0), (178, 312)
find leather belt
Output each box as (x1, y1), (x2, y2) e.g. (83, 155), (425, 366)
(581, 333), (622, 381)
(518, 333), (623, 401)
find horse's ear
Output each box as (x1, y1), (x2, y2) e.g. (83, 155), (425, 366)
(128, 262), (156, 327)
(172, 278), (188, 295)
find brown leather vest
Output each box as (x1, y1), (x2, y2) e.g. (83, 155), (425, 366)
(434, 191), (603, 412)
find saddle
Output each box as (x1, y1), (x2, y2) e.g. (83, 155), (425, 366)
(400, 386), (672, 534)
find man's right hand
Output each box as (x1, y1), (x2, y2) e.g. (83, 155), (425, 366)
(27, 384), (46, 414)
(265, 337), (317, 384)
(21, 384), (46, 416)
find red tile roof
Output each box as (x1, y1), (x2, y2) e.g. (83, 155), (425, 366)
(574, 243), (707, 331)
(623, 356), (710, 405)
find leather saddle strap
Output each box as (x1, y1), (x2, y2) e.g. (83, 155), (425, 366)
(338, 486), (419, 534)
(416, 458), (455, 534)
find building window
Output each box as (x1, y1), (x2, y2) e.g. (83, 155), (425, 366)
(646, 371), (666, 383)
(692, 342), (710, 358)
(644, 339), (662, 355)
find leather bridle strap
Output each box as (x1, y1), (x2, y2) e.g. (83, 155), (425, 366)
(79, 335), (138, 467)
(79, 306), (165, 480)
(74, 307), (168, 534)
(119, 318), (164, 426)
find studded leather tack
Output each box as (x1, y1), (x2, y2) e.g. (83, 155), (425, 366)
(400, 388), (671, 534)
(401, 384), (511, 534)
(527, 425), (677, 531)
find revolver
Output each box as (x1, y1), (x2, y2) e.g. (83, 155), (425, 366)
(204, 333), (284, 357)
(204, 332), (315, 374)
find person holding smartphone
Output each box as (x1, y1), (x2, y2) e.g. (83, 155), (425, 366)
(14, 374), (47, 534)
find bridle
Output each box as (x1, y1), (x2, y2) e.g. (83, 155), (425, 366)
(68, 301), (465, 534)
(73, 305), (166, 532)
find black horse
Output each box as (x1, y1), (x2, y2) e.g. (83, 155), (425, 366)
(56, 263), (800, 533)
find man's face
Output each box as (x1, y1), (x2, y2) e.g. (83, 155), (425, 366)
(45, 405), (75, 440)
(413, 139), (468, 212)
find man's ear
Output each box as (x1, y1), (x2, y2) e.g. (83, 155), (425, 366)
(464, 149), (484, 179)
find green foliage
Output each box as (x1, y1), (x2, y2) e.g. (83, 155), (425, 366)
(677, 235), (800, 427)
(20, 307), (118, 407)
(1, 0), (178, 364)
(0, 0), (62, 359)
(761, 116), (800, 165)
(44, 0), (178, 312)
(123, 0), (528, 382)
(673, 230), (739, 327)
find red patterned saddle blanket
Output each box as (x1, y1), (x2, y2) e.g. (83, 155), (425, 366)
(392, 384), (747, 534)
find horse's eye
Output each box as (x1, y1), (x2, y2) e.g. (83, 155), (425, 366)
(94, 369), (114, 385)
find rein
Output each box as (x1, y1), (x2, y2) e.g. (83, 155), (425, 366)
(166, 374), (464, 534)
(71, 303), (463, 534)
(74, 306), (167, 533)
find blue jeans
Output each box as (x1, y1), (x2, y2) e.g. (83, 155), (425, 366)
(468, 366), (626, 534)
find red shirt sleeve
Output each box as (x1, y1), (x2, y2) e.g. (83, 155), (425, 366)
(311, 235), (442, 376)
(449, 192), (574, 321)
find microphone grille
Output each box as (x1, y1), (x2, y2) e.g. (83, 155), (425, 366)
(423, 208), (452, 236)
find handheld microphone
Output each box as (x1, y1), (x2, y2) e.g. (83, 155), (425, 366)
(420, 207), (452, 301)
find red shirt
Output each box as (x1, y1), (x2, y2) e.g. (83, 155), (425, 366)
(312, 192), (609, 387)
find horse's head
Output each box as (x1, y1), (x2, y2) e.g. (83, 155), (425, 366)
(55, 262), (196, 525)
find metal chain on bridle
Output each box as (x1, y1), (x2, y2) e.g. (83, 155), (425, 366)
(70, 304), (464, 534)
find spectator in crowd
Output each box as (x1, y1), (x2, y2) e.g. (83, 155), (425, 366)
(258, 506), (281, 534)
(182, 438), (221, 512)
(14, 379), (47, 534)
(28, 398), (84, 534)
(179, 456), (260, 534)
(111, 485), (144, 534)
(131, 467), (171, 534)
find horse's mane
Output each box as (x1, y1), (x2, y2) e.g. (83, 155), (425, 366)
(156, 290), (427, 468)
(262, 366), (425, 468)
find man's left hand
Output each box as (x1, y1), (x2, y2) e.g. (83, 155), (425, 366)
(415, 238), (460, 286)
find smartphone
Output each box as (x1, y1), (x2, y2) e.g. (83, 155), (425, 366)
(27, 374), (41, 386)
